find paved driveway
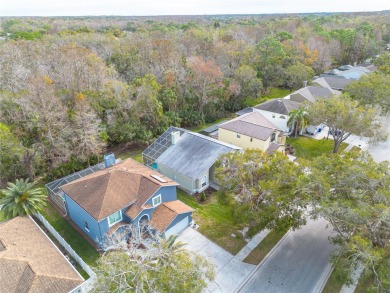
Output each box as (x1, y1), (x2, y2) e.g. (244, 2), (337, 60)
(237, 218), (336, 293)
(177, 228), (255, 293)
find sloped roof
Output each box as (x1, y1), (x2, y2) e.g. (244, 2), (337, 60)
(61, 159), (177, 221)
(254, 99), (301, 115)
(290, 86), (334, 103)
(156, 131), (240, 181)
(320, 66), (370, 80)
(150, 201), (193, 233)
(312, 77), (353, 91)
(235, 107), (254, 116)
(219, 112), (279, 141)
(0, 217), (83, 293)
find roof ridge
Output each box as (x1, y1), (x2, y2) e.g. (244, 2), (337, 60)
(97, 172), (116, 220)
(239, 119), (276, 130)
(162, 202), (178, 213)
(186, 131), (241, 150)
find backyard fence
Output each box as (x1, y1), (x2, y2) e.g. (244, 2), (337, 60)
(34, 213), (96, 292)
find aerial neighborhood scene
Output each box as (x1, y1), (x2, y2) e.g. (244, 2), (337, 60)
(1, 1), (390, 292)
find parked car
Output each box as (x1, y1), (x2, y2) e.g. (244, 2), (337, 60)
(329, 128), (342, 136)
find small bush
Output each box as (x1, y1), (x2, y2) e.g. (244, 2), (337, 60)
(199, 192), (206, 202)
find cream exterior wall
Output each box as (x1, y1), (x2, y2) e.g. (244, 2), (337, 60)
(218, 128), (285, 152)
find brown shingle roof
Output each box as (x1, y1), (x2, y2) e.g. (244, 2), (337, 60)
(0, 217), (83, 293)
(149, 201), (193, 233)
(219, 112), (278, 141)
(61, 159), (178, 221)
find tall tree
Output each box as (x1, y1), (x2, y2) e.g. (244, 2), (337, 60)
(345, 73), (390, 113)
(94, 232), (215, 293)
(306, 95), (378, 153)
(0, 179), (47, 219)
(299, 153), (390, 292)
(215, 150), (306, 232)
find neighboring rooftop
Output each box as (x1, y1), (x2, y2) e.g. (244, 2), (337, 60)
(61, 159), (177, 221)
(312, 77), (353, 91)
(155, 128), (241, 181)
(320, 66), (370, 80)
(290, 86), (334, 103)
(199, 120), (229, 135)
(254, 98), (301, 115)
(235, 107), (254, 116)
(0, 217), (83, 293)
(219, 112), (279, 141)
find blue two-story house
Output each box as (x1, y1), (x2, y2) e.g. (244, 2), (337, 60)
(60, 158), (193, 248)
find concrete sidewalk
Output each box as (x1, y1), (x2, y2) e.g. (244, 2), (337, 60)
(234, 229), (271, 261)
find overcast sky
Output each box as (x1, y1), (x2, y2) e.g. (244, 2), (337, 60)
(1, 0), (389, 17)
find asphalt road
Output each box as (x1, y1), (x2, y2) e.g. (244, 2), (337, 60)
(238, 218), (336, 293)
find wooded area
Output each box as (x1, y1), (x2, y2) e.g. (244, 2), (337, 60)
(0, 12), (389, 184)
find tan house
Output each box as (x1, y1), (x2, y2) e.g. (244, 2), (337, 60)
(218, 112), (286, 153)
(0, 216), (84, 293)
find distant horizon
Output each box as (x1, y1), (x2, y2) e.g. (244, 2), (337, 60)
(1, 0), (389, 17)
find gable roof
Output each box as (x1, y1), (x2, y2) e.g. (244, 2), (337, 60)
(155, 129), (240, 181)
(61, 159), (177, 221)
(312, 77), (353, 91)
(290, 86), (334, 103)
(0, 217), (83, 293)
(254, 98), (301, 115)
(149, 200), (193, 233)
(219, 112), (279, 141)
(320, 66), (370, 80)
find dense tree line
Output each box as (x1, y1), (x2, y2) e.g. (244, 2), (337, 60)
(0, 13), (389, 184)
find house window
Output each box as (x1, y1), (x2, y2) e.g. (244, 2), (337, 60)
(152, 194), (162, 207)
(280, 115), (286, 119)
(237, 134), (241, 138)
(272, 114), (275, 118)
(271, 132), (276, 142)
(108, 211), (122, 226)
(250, 137), (253, 142)
(201, 175), (207, 187)
(84, 221), (89, 232)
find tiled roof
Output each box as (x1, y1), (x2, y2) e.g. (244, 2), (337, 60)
(0, 217), (83, 293)
(61, 159), (177, 221)
(149, 201), (193, 233)
(254, 99), (301, 115)
(219, 112), (279, 141)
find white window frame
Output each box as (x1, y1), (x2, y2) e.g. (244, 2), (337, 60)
(152, 194), (162, 207)
(108, 211), (122, 227)
(201, 174), (208, 188)
(84, 221), (90, 232)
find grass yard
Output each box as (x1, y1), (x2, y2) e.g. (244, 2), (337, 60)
(322, 269), (345, 293)
(355, 273), (375, 293)
(177, 189), (248, 255)
(286, 136), (348, 160)
(243, 228), (289, 265)
(244, 88), (291, 107)
(40, 203), (100, 267)
(116, 148), (143, 163)
(186, 114), (237, 133)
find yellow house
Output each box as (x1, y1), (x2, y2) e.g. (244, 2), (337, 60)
(218, 112), (286, 153)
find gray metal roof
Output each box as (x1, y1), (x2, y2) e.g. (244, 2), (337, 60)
(155, 131), (240, 180)
(254, 99), (301, 115)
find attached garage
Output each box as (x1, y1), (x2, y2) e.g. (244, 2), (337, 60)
(165, 216), (189, 238)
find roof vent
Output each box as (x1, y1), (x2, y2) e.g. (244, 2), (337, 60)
(151, 175), (167, 183)
(171, 131), (181, 145)
(104, 153), (116, 168)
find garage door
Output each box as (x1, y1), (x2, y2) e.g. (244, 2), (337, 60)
(165, 216), (189, 238)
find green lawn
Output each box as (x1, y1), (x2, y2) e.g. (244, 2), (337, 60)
(286, 137), (348, 160)
(40, 203), (100, 267)
(355, 273), (375, 293)
(244, 88), (291, 107)
(186, 114), (237, 133)
(322, 269), (344, 293)
(243, 228), (288, 265)
(177, 189), (248, 255)
(116, 149), (143, 163)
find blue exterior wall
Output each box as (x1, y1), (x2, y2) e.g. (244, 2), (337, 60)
(64, 194), (106, 244)
(64, 185), (189, 247)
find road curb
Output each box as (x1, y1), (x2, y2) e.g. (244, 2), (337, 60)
(234, 229), (293, 293)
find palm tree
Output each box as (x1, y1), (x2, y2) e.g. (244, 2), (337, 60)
(0, 178), (47, 219)
(287, 107), (309, 138)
